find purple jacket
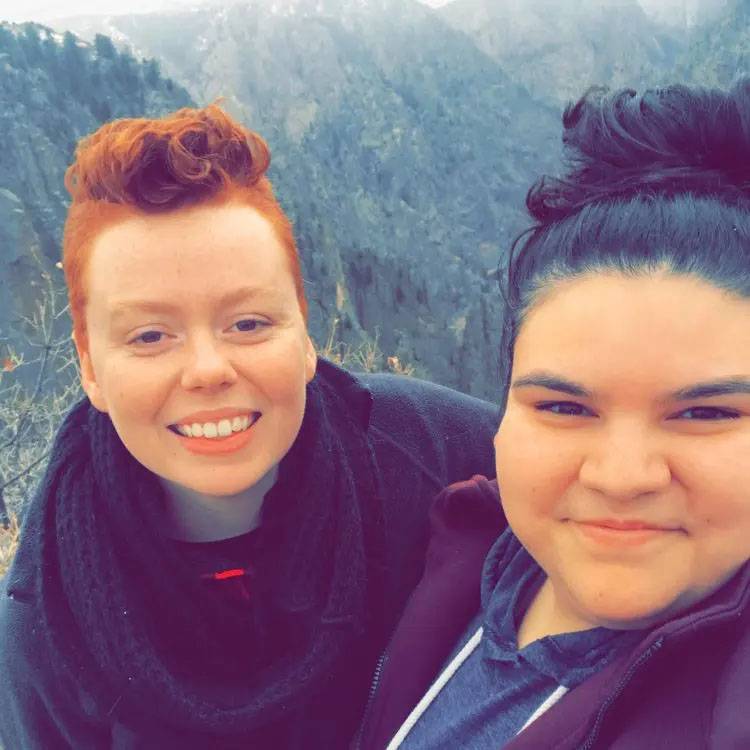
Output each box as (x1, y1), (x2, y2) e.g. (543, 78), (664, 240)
(358, 476), (750, 750)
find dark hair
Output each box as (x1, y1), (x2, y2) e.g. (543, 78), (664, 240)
(499, 81), (750, 406)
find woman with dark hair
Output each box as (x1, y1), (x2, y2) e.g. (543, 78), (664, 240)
(0, 104), (499, 749)
(357, 81), (750, 749)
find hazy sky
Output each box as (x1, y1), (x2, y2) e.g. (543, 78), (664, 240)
(0, 0), (691, 25)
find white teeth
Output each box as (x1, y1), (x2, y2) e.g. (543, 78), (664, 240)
(176, 414), (257, 440)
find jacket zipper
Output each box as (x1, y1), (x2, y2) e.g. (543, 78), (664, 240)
(365, 651), (387, 713)
(356, 578), (427, 749)
(579, 638), (664, 750)
(354, 643), (390, 750)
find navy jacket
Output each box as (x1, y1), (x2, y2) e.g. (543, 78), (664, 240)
(358, 476), (750, 750)
(0, 371), (500, 749)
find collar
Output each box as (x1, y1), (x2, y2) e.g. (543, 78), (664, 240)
(478, 526), (750, 657)
(649, 557), (750, 640)
(480, 529), (644, 685)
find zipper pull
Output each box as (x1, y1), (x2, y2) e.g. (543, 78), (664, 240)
(201, 566), (253, 602)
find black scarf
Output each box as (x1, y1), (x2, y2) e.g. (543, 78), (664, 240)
(28, 360), (385, 740)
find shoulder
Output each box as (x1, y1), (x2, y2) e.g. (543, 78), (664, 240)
(612, 571), (750, 747)
(0, 531), (109, 747)
(425, 477), (505, 565)
(355, 374), (500, 494)
(360, 372), (500, 425)
(360, 373), (499, 470)
(0, 575), (52, 746)
(0, 526), (45, 689)
(356, 478), (504, 750)
(430, 476), (503, 522)
(709, 603), (750, 745)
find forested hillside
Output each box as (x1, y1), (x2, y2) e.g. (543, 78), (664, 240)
(2, 0), (749, 407)
(677, 0), (750, 86)
(59, 0), (562, 398)
(0, 23), (191, 378)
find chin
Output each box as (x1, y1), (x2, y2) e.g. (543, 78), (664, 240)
(165, 468), (270, 498)
(590, 610), (664, 631)
(190, 478), (262, 497)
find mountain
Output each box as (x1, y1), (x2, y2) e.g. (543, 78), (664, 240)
(9, 0), (749, 400)
(638, 0), (731, 29)
(439, 0), (685, 107)
(677, 0), (750, 87)
(57, 0), (561, 398)
(0, 22), (192, 386)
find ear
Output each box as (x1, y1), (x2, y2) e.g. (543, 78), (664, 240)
(73, 332), (108, 413)
(304, 334), (318, 383)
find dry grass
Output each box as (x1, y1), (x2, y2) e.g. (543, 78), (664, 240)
(0, 277), (80, 581)
(316, 318), (417, 377)
(0, 514), (20, 579)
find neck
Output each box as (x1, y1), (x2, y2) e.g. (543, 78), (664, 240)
(159, 465), (278, 542)
(516, 577), (593, 649)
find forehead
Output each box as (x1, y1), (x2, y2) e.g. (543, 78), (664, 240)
(85, 203), (292, 302)
(514, 273), (750, 389)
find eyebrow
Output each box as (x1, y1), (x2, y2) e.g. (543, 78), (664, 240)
(511, 371), (750, 401)
(108, 286), (267, 321)
(671, 379), (750, 400)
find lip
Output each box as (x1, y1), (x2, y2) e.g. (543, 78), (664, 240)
(171, 407), (255, 426)
(577, 519), (678, 532)
(571, 519), (682, 547)
(172, 415), (260, 456)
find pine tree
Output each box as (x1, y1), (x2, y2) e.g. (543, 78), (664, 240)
(94, 33), (116, 60)
(61, 31), (86, 90)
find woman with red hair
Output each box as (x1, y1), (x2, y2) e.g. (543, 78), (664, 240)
(0, 104), (498, 748)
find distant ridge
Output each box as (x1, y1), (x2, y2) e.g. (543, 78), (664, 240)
(55, 0), (561, 398)
(2, 0), (747, 398)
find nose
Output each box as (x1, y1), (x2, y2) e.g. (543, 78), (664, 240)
(578, 421), (671, 500)
(180, 333), (238, 391)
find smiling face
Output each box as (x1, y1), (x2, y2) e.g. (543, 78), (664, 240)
(78, 202), (316, 497)
(495, 272), (750, 634)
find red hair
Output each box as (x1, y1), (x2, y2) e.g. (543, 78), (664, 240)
(63, 104), (307, 352)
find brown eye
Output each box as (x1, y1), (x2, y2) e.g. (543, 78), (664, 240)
(131, 331), (164, 345)
(672, 407), (740, 421)
(232, 318), (267, 333)
(536, 401), (594, 417)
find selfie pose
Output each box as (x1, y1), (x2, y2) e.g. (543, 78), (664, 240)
(359, 82), (750, 749)
(0, 105), (499, 748)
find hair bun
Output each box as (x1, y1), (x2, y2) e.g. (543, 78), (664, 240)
(528, 81), (750, 223)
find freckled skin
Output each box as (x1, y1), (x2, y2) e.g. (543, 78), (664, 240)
(494, 273), (750, 644)
(78, 203), (316, 498)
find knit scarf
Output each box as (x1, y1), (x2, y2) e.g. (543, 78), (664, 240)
(27, 360), (385, 740)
